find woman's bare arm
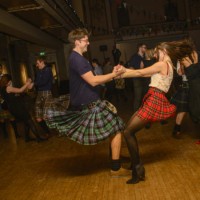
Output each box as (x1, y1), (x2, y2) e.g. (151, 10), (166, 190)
(122, 61), (165, 78)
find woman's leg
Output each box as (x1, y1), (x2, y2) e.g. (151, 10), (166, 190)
(124, 114), (146, 184)
(10, 120), (20, 138)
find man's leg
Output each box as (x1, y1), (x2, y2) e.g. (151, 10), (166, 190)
(35, 96), (50, 136)
(110, 132), (130, 177)
(110, 132), (121, 160)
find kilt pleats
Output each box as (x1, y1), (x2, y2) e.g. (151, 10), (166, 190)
(137, 87), (176, 122)
(45, 100), (125, 145)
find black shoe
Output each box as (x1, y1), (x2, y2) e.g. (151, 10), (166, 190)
(126, 164), (145, 184)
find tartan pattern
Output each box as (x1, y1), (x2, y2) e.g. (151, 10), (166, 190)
(45, 100), (125, 145)
(137, 87), (176, 122)
(35, 90), (52, 118)
(43, 94), (70, 119)
(170, 82), (189, 112)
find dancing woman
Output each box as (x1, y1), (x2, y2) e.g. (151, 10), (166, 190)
(0, 74), (47, 142)
(121, 42), (176, 184)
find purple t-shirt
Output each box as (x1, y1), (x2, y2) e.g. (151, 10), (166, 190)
(69, 51), (99, 106)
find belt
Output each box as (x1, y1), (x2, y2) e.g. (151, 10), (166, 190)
(69, 100), (99, 111)
(82, 100), (100, 110)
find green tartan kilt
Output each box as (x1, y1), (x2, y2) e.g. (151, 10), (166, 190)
(43, 94), (70, 119)
(45, 100), (125, 145)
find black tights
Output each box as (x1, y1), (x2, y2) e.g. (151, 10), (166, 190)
(124, 114), (146, 167)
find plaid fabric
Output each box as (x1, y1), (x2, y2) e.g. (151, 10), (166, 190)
(43, 94), (70, 119)
(137, 87), (176, 122)
(0, 110), (15, 120)
(35, 90), (52, 118)
(171, 81), (189, 112)
(45, 100), (125, 145)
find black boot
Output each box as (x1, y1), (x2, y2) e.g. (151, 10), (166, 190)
(126, 163), (145, 184)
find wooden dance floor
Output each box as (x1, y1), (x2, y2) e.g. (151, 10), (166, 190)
(0, 96), (200, 200)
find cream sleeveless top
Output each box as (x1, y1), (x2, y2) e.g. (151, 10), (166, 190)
(149, 62), (173, 93)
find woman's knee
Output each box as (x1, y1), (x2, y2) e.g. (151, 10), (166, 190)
(123, 129), (133, 139)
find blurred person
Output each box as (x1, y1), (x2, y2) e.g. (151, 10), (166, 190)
(33, 57), (53, 136)
(166, 39), (200, 144)
(0, 74), (47, 142)
(112, 44), (121, 65)
(129, 43), (147, 112)
(0, 64), (19, 139)
(103, 57), (115, 102)
(171, 61), (189, 139)
(91, 58), (106, 99)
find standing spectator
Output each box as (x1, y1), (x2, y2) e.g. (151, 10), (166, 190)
(91, 58), (106, 99)
(103, 58), (115, 102)
(112, 45), (121, 65)
(129, 43), (147, 112)
(143, 49), (156, 96)
(34, 57), (53, 137)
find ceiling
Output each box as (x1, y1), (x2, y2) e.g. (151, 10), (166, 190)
(0, 0), (84, 46)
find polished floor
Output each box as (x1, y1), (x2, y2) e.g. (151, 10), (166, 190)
(0, 93), (200, 200)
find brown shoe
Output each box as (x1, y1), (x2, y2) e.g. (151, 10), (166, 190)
(110, 167), (131, 178)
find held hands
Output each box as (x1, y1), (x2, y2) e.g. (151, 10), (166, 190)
(112, 65), (126, 79)
(26, 78), (32, 84)
(26, 78), (34, 89)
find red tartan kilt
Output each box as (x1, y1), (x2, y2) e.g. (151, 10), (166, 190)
(137, 87), (176, 122)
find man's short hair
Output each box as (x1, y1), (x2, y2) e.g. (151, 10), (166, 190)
(137, 43), (147, 51)
(36, 56), (46, 63)
(68, 28), (90, 44)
